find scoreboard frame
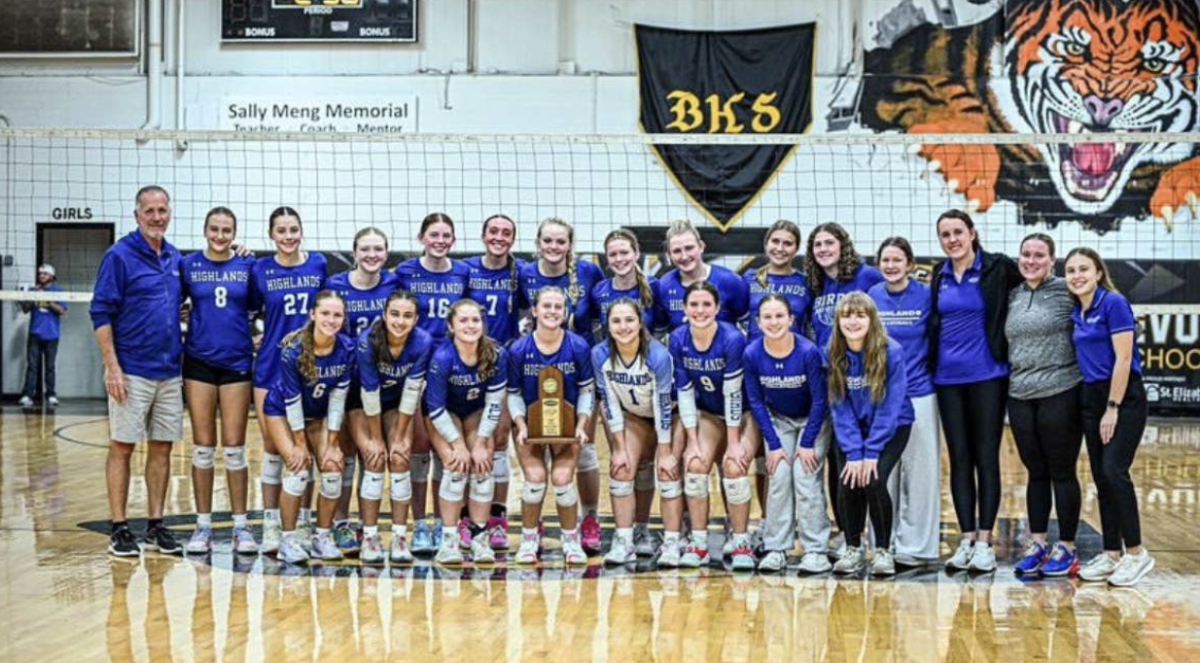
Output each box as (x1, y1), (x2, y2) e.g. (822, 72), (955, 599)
(221, 0), (418, 44)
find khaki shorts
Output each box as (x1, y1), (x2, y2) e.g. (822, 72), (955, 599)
(108, 375), (184, 444)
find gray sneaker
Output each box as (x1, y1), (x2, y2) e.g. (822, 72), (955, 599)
(1108, 550), (1155, 587)
(278, 535), (309, 564)
(311, 531), (344, 561)
(634, 524), (658, 557)
(797, 551), (833, 574)
(185, 527), (213, 554)
(231, 526), (260, 554)
(1079, 553), (1120, 582)
(758, 550), (788, 573)
(360, 533), (385, 565)
(833, 546), (865, 575)
(604, 536), (636, 566)
(945, 539), (974, 571)
(871, 549), (896, 576)
(967, 543), (997, 573)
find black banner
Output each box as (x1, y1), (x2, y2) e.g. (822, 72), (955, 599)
(636, 23), (816, 231)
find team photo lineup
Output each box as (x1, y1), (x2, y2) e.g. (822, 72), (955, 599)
(93, 183), (1153, 588)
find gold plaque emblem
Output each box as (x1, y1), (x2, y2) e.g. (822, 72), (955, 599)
(544, 378), (559, 395)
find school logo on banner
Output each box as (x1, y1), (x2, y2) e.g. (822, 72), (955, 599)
(636, 23), (816, 231)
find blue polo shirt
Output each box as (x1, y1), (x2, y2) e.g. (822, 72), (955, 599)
(933, 253), (1009, 386)
(1072, 287), (1142, 384)
(90, 230), (184, 380)
(29, 283), (68, 341)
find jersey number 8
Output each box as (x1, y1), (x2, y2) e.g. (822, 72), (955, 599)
(214, 286), (228, 308)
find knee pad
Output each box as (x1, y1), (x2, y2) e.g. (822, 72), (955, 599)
(635, 462), (655, 491)
(470, 474), (495, 503)
(409, 452), (431, 482)
(492, 450), (511, 484)
(342, 456), (357, 487)
(723, 476), (753, 505)
(261, 453), (284, 485)
(438, 471), (467, 502)
(431, 455), (445, 483)
(320, 471), (342, 500)
(659, 479), (683, 499)
(390, 471), (412, 502)
(578, 443), (600, 473)
(523, 481), (547, 505)
(282, 468), (309, 497)
(223, 447), (248, 471)
(554, 483), (579, 507)
(684, 472), (709, 498)
(360, 470), (385, 501)
(191, 446), (215, 470)
(609, 479), (635, 498)
(755, 456), (767, 476)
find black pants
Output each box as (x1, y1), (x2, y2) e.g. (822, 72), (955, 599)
(937, 377), (1007, 534)
(828, 443), (846, 533)
(833, 425), (911, 548)
(1008, 384), (1084, 540)
(22, 336), (58, 399)
(1082, 376), (1147, 551)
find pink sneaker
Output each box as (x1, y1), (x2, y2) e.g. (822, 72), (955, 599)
(581, 513), (602, 555)
(488, 516), (509, 550)
(457, 518), (472, 550)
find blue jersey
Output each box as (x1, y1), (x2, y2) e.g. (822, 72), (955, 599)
(809, 262), (886, 349)
(828, 338), (914, 461)
(669, 321), (746, 422)
(590, 277), (659, 337)
(933, 253), (1009, 386)
(744, 270), (811, 341)
(464, 256), (527, 345)
(356, 325), (434, 412)
(327, 271), (399, 338)
(506, 331), (595, 410)
(1073, 287), (1142, 384)
(518, 259), (605, 345)
(251, 253), (327, 388)
(592, 340), (675, 445)
(395, 258), (470, 343)
(654, 264), (750, 332)
(423, 341), (508, 419)
(181, 253), (258, 372)
(869, 280), (935, 397)
(743, 335), (828, 451)
(263, 333), (356, 425)
(28, 283), (67, 341)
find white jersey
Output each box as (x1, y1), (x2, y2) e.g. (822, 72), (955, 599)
(591, 339), (674, 444)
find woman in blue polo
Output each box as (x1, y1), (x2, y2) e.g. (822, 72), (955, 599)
(1066, 247), (1153, 587)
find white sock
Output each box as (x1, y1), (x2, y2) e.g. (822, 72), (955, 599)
(691, 530), (707, 548)
(522, 527), (538, 539)
(316, 527), (330, 536)
(264, 508), (280, 523)
(393, 525), (407, 537)
(364, 525), (379, 537)
(232, 514), (248, 529)
(196, 513), (213, 528)
(561, 528), (578, 541)
(663, 531), (680, 545)
(616, 527), (633, 545)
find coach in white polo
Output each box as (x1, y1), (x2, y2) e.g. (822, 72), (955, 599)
(90, 185), (185, 557)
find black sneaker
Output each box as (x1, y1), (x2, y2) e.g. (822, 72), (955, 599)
(143, 525), (182, 555)
(108, 527), (141, 557)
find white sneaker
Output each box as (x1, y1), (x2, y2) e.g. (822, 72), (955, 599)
(562, 532), (588, 566)
(1108, 550), (1155, 587)
(435, 537), (464, 566)
(47, 396), (60, 407)
(798, 551), (833, 574)
(1079, 553), (1120, 582)
(18, 396), (33, 407)
(311, 531), (343, 561)
(967, 544), (997, 573)
(828, 532), (847, 560)
(604, 536), (636, 566)
(634, 524), (658, 557)
(231, 526), (259, 555)
(657, 538), (682, 568)
(758, 550), (788, 573)
(185, 527), (213, 554)
(261, 519), (282, 555)
(360, 533), (385, 565)
(945, 539), (974, 571)
(278, 534), (309, 564)
(833, 546), (865, 574)
(515, 532), (540, 564)
(296, 521), (314, 554)
(871, 549), (896, 576)
(389, 532), (414, 564)
(470, 530), (496, 564)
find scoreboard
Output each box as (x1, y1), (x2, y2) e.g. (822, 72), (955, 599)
(222, 0), (417, 43)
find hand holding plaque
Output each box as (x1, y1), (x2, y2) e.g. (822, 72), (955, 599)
(526, 366), (577, 445)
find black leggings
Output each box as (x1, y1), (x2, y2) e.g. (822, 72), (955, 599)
(1082, 376), (1147, 551)
(833, 425), (911, 548)
(1008, 384), (1084, 540)
(937, 377), (1007, 534)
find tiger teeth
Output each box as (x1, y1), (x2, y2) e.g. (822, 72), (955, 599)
(1067, 120), (1087, 134)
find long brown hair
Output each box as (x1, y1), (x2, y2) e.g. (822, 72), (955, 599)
(937, 208), (982, 251)
(281, 290), (346, 385)
(827, 292), (889, 404)
(483, 214), (519, 313)
(1065, 247), (1119, 294)
(605, 297), (653, 364)
(370, 290), (420, 370)
(756, 220), (803, 287)
(805, 222), (863, 296)
(447, 299), (500, 381)
(205, 206), (237, 232)
(268, 206), (301, 234)
(604, 228), (654, 309)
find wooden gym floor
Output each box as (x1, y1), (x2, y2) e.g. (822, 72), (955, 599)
(2, 403), (1199, 662)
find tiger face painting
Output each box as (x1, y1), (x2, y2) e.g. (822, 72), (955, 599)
(860, 0), (1200, 231)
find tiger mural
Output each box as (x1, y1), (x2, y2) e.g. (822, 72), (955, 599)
(859, 0), (1200, 232)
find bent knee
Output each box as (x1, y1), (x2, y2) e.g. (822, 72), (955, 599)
(686, 457), (711, 475)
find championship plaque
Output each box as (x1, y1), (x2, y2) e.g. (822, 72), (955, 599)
(527, 366), (576, 445)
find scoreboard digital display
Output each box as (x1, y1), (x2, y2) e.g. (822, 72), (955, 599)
(222, 0), (417, 43)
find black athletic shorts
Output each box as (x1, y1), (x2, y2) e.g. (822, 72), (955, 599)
(183, 355), (252, 387)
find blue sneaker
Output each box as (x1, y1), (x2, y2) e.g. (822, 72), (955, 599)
(1039, 542), (1080, 577)
(412, 520), (435, 554)
(334, 522), (361, 555)
(1013, 542), (1048, 576)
